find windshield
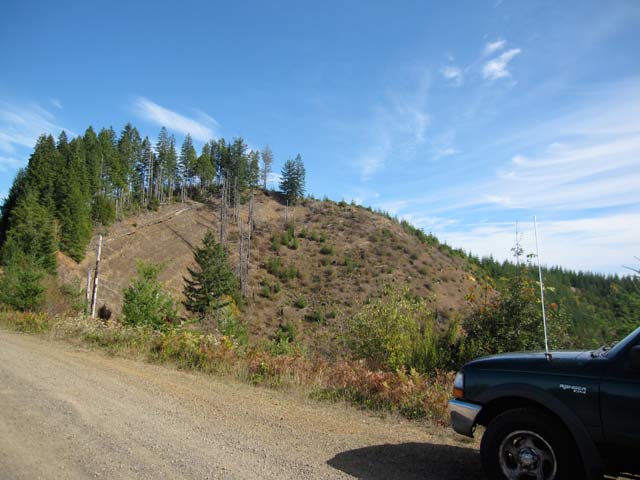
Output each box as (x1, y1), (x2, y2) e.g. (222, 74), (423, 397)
(603, 326), (640, 358)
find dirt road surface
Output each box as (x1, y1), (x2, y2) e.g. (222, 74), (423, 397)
(0, 330), (481, 479)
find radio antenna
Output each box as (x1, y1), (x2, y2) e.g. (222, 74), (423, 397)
(533, 216), (552, 361)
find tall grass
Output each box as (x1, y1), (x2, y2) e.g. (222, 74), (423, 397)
(0, 310), (454, 424)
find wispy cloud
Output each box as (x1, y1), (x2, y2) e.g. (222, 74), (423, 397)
(370, 79), (640, 274)
(0, 155), (24, 173)
(483, 39), (506, 56)
(355, 77), (430, 180)
(439, 214), (640, 274)
(0, 101), (69, 165)
(50, 98), (63, 109)
(440, 65), (463, 86)
(132, 97), (218, 142)
(483, 48), (522, 80)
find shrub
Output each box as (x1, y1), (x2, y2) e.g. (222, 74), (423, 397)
(461, 268), (571, 363)
(289, 237), (299, 250)
(122, 262), (176, 331)
(320, 244), (334, 255)
(345, 285), (447, 372)
(266, 257), (297, 283)
(305, 310), (325, 323)
(270, 234), (280, 251)
(0, 255), (45, 312)
(298, 228), (308, 239)
(294, 296), (308, 309)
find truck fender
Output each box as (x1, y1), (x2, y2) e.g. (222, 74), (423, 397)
(476, 383), (604, 480)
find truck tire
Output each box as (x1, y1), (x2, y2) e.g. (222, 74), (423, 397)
(480, 407), (584, 480)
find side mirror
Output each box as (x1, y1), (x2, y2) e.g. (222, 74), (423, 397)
(630, 346), (640, 371)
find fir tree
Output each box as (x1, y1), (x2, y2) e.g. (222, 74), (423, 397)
(0, 254), (45, 312)
(1, 190), (57, 273)
(279, 154), (305, 204)
(261, 145), (273, 190)
(183, 230), (238, 316)
(122, 262), (176, 330)
(247, 150), (261, 190)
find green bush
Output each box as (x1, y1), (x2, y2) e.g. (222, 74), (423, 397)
(122, 262), (177, 331)
(344, 285), (457, 372)
(305, 310), (325, 323)
(266, 257), (298, 282)
(0, 255), (45, 312)
(461, 269), (571, 362)
(320, 244), (334, 255)
(294, 296), (308, 309)
(270, 234), (280, 251)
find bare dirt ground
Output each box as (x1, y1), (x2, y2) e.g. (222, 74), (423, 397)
(0, 330), (482, 479)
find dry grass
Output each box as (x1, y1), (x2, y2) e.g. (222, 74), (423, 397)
(0, 310), (454, 425)
(56, 194), (476, 353)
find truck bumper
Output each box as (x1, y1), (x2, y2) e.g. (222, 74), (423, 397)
(448, 399), (482, 437)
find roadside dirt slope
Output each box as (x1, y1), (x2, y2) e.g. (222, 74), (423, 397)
(0, 330), (481, 479)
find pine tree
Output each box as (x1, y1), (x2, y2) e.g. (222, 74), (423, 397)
(0, 169), (27, 248)
(247, 150), (260, 190)
(195, 143), (215, 189)
(83, 127), (101, 196)
(1, 190), (57, 273)
(179, 134), (198, 198)
(0, 254), (45, 312)
(183, 230), (238, 316)
(279, 154), (305, 204)
(261, 145), (273, 190)
(57, 138), (92, 261)
(122, 262), (176, 330)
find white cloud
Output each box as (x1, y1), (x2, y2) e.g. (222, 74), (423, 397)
(439, 214), (640, 275)
(484, 39), (506, 56)
(0, 101), (69, 162)
(354, 77), (430, 180)
(440, 65), (463, 86)
(51, 98), (63, 109)
(267, 172), (282, 189)
(132, 97), (218, 142)
(483, 48), (522, 80)
(0, 155), (24, 172)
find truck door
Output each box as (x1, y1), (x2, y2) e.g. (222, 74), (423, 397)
(600, 338), (640, 451)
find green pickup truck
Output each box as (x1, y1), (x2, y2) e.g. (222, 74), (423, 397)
(448, 326), (640, 480)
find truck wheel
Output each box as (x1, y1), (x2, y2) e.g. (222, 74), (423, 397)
(480, 408), (584, 480)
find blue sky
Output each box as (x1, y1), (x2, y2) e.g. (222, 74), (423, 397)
(1, 0), (639, 274)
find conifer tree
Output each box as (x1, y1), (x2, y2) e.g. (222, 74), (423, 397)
(247, 150), (260, 190)
(196, 143), (215, 189)
(0, 254), (45, 312)
(179, 134), (198, 193)
(261, 145), (273, 190)
(1, 190), (57, 272)
(122, 262), (176, 330)
(279, 154), (306, 204)
(57, 138), (92, 261)
(0, 169), (27, 248)
(183, 230), (238, 316)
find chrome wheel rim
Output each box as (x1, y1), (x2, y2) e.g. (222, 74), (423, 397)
(498, 430), (557, 480)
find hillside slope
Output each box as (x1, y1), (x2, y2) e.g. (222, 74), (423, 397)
(58, 194), (476, 349)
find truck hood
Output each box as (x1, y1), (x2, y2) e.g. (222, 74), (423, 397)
(464, 350), (601, 375)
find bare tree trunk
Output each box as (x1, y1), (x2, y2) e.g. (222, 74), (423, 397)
(90, 235), (103, 319)
(85, 268), (92, 314)
(220, 179), (228, 247)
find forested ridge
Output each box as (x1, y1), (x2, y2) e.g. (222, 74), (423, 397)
(0, 122), (638, 351)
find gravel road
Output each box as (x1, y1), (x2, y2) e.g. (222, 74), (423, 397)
(0, 330), (481, 479)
